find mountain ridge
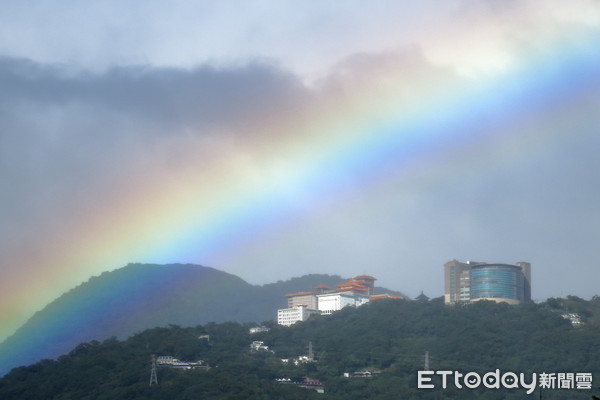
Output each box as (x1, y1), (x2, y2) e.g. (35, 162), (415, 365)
(0, 263), (404, 376)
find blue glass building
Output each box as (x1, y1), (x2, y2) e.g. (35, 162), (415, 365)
(470, 264), (525, 302)
(444, 260), (531, 304)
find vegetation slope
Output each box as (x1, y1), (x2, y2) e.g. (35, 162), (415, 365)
(1, 296), (599, 400)
(0, 263), (402, 376)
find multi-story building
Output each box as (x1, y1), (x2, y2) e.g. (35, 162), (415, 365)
(285, 291), (318, 309)
(317, 292), (370, 315)
(444, 260), (531, 305)
(277, 305), (321, 326)
(276, 275), (378, 325)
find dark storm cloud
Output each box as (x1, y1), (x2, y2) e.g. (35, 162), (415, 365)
(0, 55), (311, 201)
(0, 56), (310, 133)
(0, 56), (313, 268)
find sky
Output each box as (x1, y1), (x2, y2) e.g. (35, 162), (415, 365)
(1, 0), (600, 342)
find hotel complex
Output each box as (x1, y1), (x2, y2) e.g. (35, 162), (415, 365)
(277, 275), (403, 326)
(277, 260), (531, 326)
(444, 260), (531, 305)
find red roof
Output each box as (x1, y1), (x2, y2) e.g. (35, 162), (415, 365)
(314, 284), (331, 289)
(336, 287), (368, 293)
(285, 291), (315, 297)
(370, 294), (404, 301)
(354, 275), (377, 281)
(336, 281), (366, 288)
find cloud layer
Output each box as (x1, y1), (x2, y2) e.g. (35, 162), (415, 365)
(1, 1), (600, 342)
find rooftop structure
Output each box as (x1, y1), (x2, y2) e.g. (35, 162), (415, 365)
(414, 291), (429, 302)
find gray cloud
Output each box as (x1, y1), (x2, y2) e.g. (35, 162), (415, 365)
(0, 56), (309, 131)
(0, 57), (312, 275)
(2, 0), (600, 346)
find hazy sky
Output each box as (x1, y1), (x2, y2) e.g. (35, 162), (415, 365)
(2, 0), (600, 342)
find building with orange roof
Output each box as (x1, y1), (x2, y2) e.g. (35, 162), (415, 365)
(276, 275), (378, 325)
(352, 275), (377, 295)
(354, 275), (376, 280)
(316, 291), (369, 315)
(336, 280), (366, 289)
(334, 280), (369, 295)
(314, 284), (331, 294)
(369, 294), (404, 301)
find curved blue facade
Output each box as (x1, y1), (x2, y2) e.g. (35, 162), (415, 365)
(469, 264), (525, 301)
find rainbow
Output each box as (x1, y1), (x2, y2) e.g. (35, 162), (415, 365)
(1, 25), (599, 364)
(0, 264), (265, 376)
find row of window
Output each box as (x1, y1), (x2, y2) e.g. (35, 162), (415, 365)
(450, 266), (526, 301)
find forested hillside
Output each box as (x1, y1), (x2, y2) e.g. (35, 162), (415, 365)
(1, 297), (598, 400)
(0, 263), (402, 376)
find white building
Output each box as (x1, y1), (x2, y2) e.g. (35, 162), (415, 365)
(316, 292), (369, 315)
(276, 276), (377, 325)
(249, 326), (270, 334)
(562, 313), (583, 327)
(277, 305), (321, 326)
(250, 341), (271, 351)
(156, 356), (176, 365)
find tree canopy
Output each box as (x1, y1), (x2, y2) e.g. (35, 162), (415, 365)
(0, 297), (598, 399)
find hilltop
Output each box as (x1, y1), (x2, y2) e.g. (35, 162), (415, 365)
(0, 298), (599, 399)
(0, 263), (403, 376)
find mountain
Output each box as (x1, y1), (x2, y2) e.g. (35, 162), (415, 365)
(0, 263), (403, 376)
(0, 298), (599, 399)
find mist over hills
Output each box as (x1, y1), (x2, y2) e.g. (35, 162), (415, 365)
(0, 263), (404, 376)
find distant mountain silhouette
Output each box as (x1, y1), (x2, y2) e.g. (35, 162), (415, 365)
(0, 263), (403, 376)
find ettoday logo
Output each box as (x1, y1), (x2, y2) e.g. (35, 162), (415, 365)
(418, 370), (593, 395)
